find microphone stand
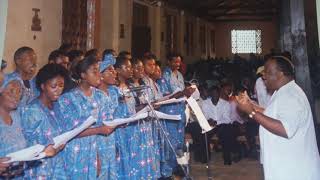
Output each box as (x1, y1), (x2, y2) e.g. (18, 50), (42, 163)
(137, 89), (193, 179)
(204, 130), (213, 179)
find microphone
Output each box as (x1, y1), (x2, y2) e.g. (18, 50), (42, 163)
(123, 85), (150, 93)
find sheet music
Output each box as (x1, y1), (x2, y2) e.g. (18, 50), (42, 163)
(152, 111), (181, 120)
(103, 112), (148, 127)
(154, 97), (186, 106)
(186, 97), (213, 133)
(5, 144), (46, 163)
(53, 116), (97, 149)
(190, 85), (200, 100)
(103, 110), (181, 127)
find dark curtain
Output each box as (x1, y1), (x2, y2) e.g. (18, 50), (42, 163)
(62, 0), (87, 51)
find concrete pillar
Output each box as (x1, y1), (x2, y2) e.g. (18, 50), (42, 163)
(100, 0), (120, 52)
(280, 0), (312, 98)
(279, 0), (320, 122)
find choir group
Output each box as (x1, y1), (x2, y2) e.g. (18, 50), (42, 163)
(0, 46), (195, 180)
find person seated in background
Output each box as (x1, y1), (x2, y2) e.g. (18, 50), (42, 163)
(5, 46), (38, 107)
(200, 86), (234, 165)
(185, 84), (215, 163)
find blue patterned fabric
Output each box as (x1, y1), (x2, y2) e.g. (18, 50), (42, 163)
(117, 86), (160, 179)
(99, 54), (116, 73)
(20, 99), (67, 179)
(110, 86), (131, 179)
(160, 68), (187, 177)
(4, 71), (39, 107)
(162, 67), (185, 93)
(96, 86), (119, 180)
(54, 87), (115, 179)
(0, 110), (27, 180)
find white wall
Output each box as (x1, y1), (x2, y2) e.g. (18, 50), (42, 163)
(3, 0), (62, 73)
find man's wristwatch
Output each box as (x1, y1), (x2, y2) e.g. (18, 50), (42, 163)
(249, 111), (256, 118)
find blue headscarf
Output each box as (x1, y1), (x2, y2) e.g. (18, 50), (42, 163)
(99, 54), (116, 72)
(0, 79), (22, 92)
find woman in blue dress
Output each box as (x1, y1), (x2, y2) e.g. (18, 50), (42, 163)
(115, 56), (160, 179)
(54, 56), (114, 179)
(134, 57), (161, 179)
(20, 64), (69, 179)
(151, 64), (175, 178)
(162, 53), (195, 177)
(0, 80), (26, 179)
(96, 53), (120, 179)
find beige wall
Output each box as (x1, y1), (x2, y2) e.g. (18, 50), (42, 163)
(119, 0), (132, 52)
(3, 0), (62, 73)
(214, 20), (278, 58)
(98, 1), (277, 64)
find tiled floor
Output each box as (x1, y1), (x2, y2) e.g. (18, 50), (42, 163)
(189, 152), (263, 180)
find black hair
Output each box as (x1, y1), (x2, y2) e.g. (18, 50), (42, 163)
(85, 49), (99, 58)
(68, 50), (84, 63)
(36, 63), (69, 92)
(58, 43), (72, 53)
(73, 55), (99, 80)
(141, 55), (155, 64)
(131, 58), (142, 66)
(114, 56), (130, 69)
(220, 79), (233, 88)
(14, 46), (34, 62)
(48, 49), (65, 63)
(103, 49), (115, 57)
(209, 85), (220, 93)
(271, 56), (295, 77)
(166, 52), (180, 62)
(155, 61), (162, 67)
(118, 51), (131, 58)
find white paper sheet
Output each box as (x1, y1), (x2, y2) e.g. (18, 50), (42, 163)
(154, 97), (186, 106)
(152, 111), (181, 120)
(185, 105), (191, 125)
(53, 116), (97, 149)
(190, 85), (200, 100)
(103, 110), (181, 126)
(103, 112), (148, 127)
(5, 144), (46, 163)
(186, 97), (213, 133)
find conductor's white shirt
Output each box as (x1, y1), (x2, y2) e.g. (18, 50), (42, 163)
(255, 77), (271, 108)
(261, 80), (320, 180)
(200, 98), (232, 125)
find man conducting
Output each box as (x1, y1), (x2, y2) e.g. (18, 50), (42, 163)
(236, 56), (320, 180)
